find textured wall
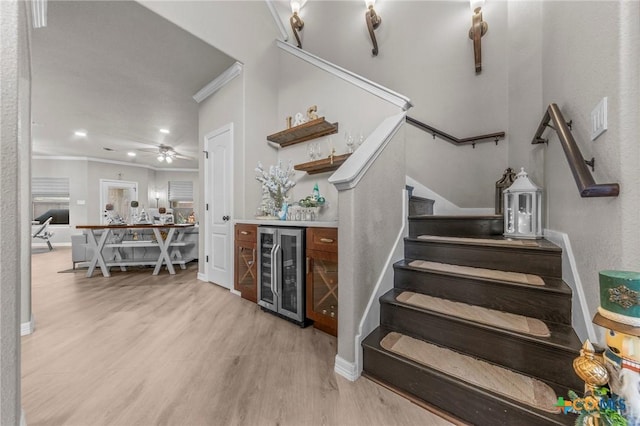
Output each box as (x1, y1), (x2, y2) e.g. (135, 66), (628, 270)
(277, 0), (510, 207)
(275, 50), (400, 221)
(337, 126), (405, 363)
(0, 0), (24, 423)
(541, 1), (640, 335)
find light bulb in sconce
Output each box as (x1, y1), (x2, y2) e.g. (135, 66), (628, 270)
(470, 0), (485, 13)
(364, 0), (381, 56)
(468, 0), (488, 73)
(290, 0), (304, 48)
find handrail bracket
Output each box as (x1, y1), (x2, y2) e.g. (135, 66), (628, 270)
(585, 157), (595, 172)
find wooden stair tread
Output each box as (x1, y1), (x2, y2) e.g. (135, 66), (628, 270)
(395, 291), (551, 337)
(395, 259), (572, 295)
(362, 327), (575, 426)
(407, 235), (562, 252)
(382, 289), (582, 352)
(407, 259), (546, 286)
(409, 215), (503, 220)
(380, 331), (560, 413)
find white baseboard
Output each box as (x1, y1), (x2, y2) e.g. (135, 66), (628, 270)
(32, 242), (72, 248)
(21, 314), (34, 336)
(544, 229), (598, 344)
(20, 408), (26, 426)
(197, 272), (208, 282)
(334, 355), (359, 382)
(230, 289), (241, 297)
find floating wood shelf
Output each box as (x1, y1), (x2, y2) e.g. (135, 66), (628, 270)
(267, 117), (339, 147)
(294, 153), (351, 175)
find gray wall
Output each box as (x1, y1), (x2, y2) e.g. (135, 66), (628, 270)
(276, 50), (400, 221)
(540, 1), (640, 335)
(1, 0), (26, 423)
(286, 0), (510, 207)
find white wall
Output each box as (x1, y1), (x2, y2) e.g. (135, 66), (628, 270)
(1, 0), (26, 422)
(281, 0), (510, 208)
(540, 1), (640, 339)
(275, 49), (400, 220)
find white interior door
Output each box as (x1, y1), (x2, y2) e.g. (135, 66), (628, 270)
(99, 179), (138, 224)
(204, 124), (233, 288)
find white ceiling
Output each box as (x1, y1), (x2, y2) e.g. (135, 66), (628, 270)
(31, 0), (236, 169)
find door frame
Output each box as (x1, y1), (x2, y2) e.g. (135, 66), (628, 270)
(99, 179), (138, 223)
(204, 122), (234, 289)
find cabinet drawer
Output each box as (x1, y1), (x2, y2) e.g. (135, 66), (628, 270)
(306, 227), (338, 253)
(235, 224), (257, 242)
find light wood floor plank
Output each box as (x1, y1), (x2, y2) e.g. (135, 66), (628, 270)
(23, 248), (453, 426)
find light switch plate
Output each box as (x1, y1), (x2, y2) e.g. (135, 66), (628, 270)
(77, 200), (85, 205)
(591, 97), (607, 141)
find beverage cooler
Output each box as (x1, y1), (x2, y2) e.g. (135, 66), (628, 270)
(257, 226), (306, 325)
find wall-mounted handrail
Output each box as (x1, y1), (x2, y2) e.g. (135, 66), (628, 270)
(406, 116), (506, 148)
(531, 103), (619, 198)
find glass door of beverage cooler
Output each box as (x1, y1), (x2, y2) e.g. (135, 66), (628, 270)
(276, 228), (304, 322)
(257, 227), (276, 311)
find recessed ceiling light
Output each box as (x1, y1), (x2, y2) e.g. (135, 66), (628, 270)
(127, 152), (136, 157)
(159, 128), (170, 134)
(74, 130), (87, 137)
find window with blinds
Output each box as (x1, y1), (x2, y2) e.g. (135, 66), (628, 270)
(32, 177), (70, 224)
(168, 181), (194, 221)
(168, 181), (193, 202)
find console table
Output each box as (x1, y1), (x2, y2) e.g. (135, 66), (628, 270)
(76, 224), (195, 278)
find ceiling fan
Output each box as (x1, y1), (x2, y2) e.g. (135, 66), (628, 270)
(137, 144), (193, 164)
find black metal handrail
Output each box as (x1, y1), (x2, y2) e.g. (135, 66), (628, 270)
(406, 116), (506, 148)
(531, 103), (619, 197)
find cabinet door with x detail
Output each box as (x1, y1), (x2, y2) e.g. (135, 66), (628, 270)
(234, 224), (258, 302)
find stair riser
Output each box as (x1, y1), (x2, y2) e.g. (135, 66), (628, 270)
(409, 217), (503, 237)
(393, 267), (572, 324)
(405, 240), (562, 278)
(380, 303), (582, 390)
(362, 344), (572, 426)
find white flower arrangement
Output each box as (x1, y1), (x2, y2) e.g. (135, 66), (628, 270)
(255, 161), (296, 209)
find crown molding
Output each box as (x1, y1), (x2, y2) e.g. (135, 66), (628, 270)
(264, 0), (289, 41)
(193, 61), (243, 103)
(32, 155), (198, 172)
(276, 40), (412, 111)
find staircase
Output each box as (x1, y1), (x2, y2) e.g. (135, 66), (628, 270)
(362, 215), (582, 425)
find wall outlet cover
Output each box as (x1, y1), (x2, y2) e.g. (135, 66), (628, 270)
(77, 200), (86, 205)
(591, 97), (608, 141)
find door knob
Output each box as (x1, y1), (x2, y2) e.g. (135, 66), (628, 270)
(222, 215), (230, 221)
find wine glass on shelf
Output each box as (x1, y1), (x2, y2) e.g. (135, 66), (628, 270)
(345, 131), (354, 153)
(356, 132), (365, 150)
(314, 141), (322, 159)
(307, 143), (316, 161)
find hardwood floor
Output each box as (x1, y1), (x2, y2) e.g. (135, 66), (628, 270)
(23, 248), (454, 426)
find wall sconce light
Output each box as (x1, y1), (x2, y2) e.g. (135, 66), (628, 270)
(469, 0), (488, 73)
(290, 1), (304, 48)
(365, 0), (382, 56)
